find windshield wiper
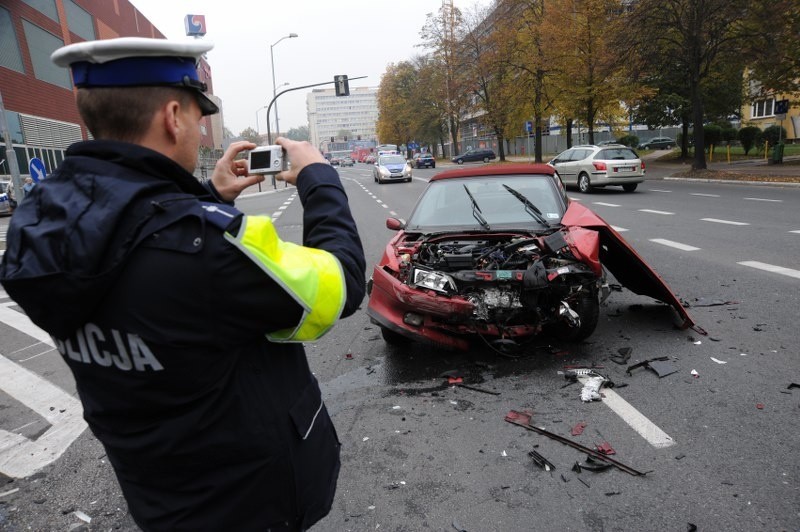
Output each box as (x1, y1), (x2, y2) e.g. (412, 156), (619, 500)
(502, 184), (550, 226)
(463, 184), (490, 230)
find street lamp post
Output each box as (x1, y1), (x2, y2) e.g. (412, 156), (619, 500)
(270, 33), (298, 142)
(255, 105), (266, 137)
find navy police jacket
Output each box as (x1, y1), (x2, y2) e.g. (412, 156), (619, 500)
(0, 140), (366, 531)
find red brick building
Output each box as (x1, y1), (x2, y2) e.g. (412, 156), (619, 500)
(0, 0), (219, 179)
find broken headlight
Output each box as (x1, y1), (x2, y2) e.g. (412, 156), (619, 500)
(412, 268), (455, 293)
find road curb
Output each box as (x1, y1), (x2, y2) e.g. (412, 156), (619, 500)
(662, 176), (800, 187)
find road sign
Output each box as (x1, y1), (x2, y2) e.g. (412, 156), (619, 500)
(775, 99), (789, 115)
(525, 121), (533, 133)
(29, 157), (46, 182)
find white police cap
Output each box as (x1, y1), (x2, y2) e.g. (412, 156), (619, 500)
(51, 37), (219, 116)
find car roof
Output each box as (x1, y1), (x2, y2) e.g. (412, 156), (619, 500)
(430, 163), (554, 182)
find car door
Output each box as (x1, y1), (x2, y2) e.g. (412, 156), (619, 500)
(551, 149), (578, 184)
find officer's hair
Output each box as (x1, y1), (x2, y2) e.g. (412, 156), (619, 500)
(77, 87), (194, 142)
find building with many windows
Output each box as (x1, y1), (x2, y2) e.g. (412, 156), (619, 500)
(0, 0), (220, 181)
(307, 86), (378, 153)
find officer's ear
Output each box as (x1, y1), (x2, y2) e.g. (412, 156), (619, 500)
(162, 100), (182, 144)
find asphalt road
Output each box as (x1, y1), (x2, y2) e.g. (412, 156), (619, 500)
(0, 163), (798, 531)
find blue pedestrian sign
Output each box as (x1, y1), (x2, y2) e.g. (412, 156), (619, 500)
(29, 157), (46, 182)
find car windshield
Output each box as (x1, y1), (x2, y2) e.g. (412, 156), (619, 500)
(405, 175), (564, 231)
(380, 155), (406, 165)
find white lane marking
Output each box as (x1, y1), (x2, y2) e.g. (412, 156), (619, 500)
(650, 238), (701, 251)
(690, 193), (720, 197)
(578, 376), (675, 448)
(789, 230), (800, 234)
(611, 226), (628, 232)
(649, 189), (671, 192)
(381, 204), (388, 209)
(568, 197), (582, 201)
(0, 308), (87, 478)
(390, 211), (398, 216)
(593, 202), (620, 207)
(271, 211), (282, 218)
(278, 205), (288, 210)
(700, 218), (749, 226)
(738, 261), (800, 280)
(639, 209), (674, 215)
(744, 197), (782, 203)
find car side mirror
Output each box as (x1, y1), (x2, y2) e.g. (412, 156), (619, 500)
(386, 217), (405, 230)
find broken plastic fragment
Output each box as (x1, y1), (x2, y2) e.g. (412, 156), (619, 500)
(710, 357), (727, 364)
(648, 360), (678, 378)
(693, 341), (702, 345)
(501, 450), (508, 457)
(448, 376), (464, 384)
(595, 442), (616, 455)
(571, 422), (587, 436)
(580, 376), (606, 402)
(691, 369), (699, 377)
(626, 357), (676, 378)
(74, 510), (92, 523)
(756, 403), (764, 410)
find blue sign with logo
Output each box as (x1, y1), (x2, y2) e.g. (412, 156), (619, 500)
(29, 157), (46, 182)
(525, 121), (533, 133)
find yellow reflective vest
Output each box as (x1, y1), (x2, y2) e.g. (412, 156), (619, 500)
(225, 215), (346, 342)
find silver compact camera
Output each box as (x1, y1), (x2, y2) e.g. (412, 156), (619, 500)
(248, 145), (287, 175)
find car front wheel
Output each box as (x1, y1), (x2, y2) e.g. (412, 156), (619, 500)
(456, 158), (464, 164)
(483, 157), (490, 163)
(551, 291), (600, 342)
(578, 173), (592, 193)
(622, 183), (638, 192)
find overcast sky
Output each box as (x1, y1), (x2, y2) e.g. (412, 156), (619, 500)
(128, 0), (491, 138)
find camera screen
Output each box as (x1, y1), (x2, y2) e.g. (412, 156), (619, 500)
(250, 150), (272, 170)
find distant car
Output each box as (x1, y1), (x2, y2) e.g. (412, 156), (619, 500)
(373, 154), (412, 184)
(452, 148), (496, 164)
(365, 154), (376, 164)
(549, 144), (645, 193)
(0, 181), (13, 216)
(341, 157), (354, 167)
(413, 153), (436, 168)
(638, 137), (675, 150)
(330, 158), (341, 166)
(365, 164), (695, 350)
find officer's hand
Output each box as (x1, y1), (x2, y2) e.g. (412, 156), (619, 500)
(211, 141), (265, 202)
(275, 138), (328, 186)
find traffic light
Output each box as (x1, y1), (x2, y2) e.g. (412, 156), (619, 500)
(344, 136), (348, 142)
(334, 75), (350, 97)
(330, 136), (334, 143)
(357, 135), (361, 140)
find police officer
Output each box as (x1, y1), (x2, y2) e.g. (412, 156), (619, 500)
(0, 37), (365, 531)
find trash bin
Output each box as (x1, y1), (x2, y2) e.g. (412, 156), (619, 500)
(770, 142), (785, 164)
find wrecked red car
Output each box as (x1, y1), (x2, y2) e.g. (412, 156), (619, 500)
(366, 164), (695, 351)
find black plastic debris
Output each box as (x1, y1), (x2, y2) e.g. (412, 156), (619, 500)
(610, 347), (632, 365)
(576, 455), (613, 472)
(604, 491), (621, 496)
(626, 356), (678, 378)
(788, 383), (800, 390)
(505, 410), (646, 476)
(528, 449), (556, 471)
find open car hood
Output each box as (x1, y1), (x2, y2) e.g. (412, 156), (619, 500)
(561, 201), (698, 331)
